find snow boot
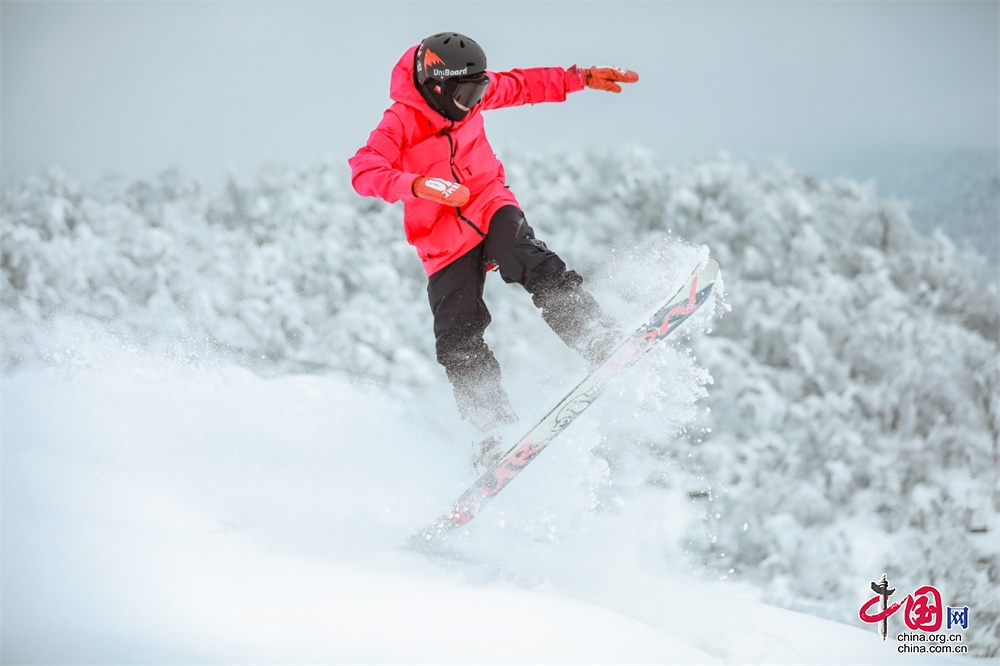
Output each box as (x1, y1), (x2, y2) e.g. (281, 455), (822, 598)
(471, 434), (507, 473)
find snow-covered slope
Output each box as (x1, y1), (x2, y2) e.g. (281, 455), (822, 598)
(2, 151), (996, 658)
(1, 358), (961, 663)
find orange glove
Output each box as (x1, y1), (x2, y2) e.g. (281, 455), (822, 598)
(582, 67), (639, 93)
(412, 176), (470, 207)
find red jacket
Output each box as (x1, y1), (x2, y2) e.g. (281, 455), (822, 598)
(349, 45), (585, 276)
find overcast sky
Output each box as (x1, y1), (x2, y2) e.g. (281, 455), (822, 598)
(3, 1), (997, 187)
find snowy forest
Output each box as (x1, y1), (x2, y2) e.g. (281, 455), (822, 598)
(3, 149), (998, 658)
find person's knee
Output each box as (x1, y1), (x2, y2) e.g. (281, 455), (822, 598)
(487, 206), (526, 246)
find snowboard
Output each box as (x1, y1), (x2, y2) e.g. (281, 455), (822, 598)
(411, 258), (721, 546)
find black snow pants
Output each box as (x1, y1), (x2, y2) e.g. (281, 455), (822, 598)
(426, 205), (616, 432)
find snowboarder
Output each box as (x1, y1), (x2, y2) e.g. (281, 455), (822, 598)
(349, 32), (638, 462)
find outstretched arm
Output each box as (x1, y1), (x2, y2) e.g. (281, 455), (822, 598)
(480, 65), (638, 110)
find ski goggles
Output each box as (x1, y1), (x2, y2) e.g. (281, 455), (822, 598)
(444, 74), (490, 108)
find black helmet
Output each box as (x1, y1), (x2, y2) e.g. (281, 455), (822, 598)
(414, 32), (490, 121)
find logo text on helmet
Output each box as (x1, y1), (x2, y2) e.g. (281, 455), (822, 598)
(432, 67), (469, 78)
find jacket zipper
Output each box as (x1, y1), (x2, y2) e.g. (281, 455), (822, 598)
(443, 127), (486, 239)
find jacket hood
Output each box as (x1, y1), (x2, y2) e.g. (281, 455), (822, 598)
(390, 45), (477, 129)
